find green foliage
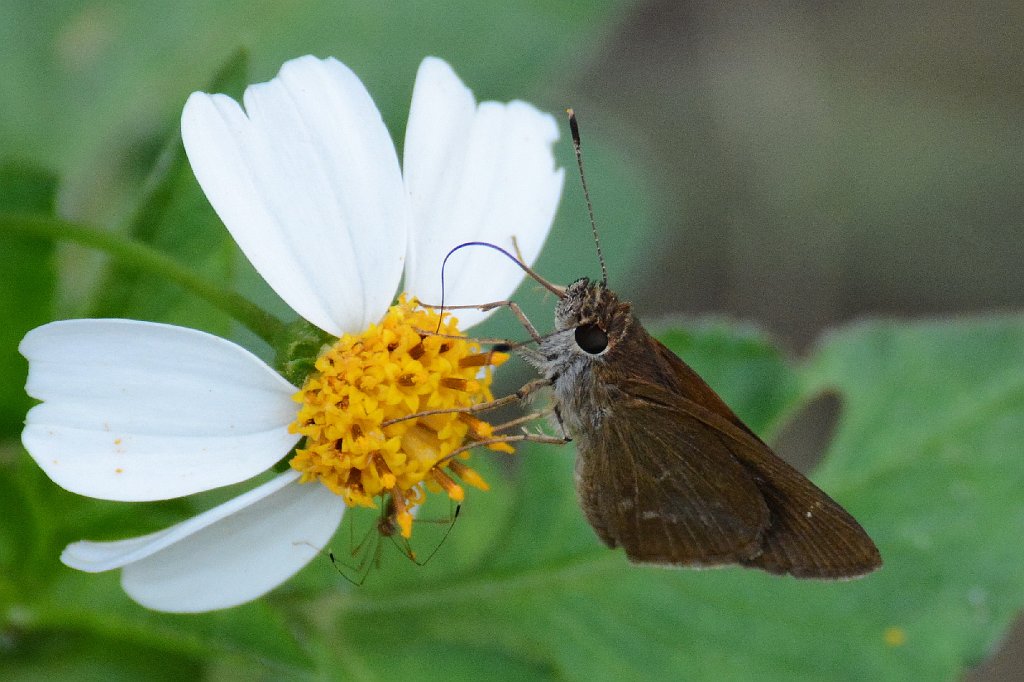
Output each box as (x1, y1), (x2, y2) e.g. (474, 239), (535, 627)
(85, 50), (252, 338)
(0, 3), (1021, 681)
(0, 1), (626, 225)
(654, 321), (802, 435)
(0, 164), (57, 436)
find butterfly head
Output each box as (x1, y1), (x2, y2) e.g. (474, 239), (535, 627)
(554, 278), (632, 357)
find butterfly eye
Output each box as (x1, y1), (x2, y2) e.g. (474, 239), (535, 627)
(575, 323), (609, 354)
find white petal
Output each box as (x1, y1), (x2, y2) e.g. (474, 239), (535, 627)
(21, 319), (299, 501)
(63, 471), (345, 613)
(60, 471), (297, 571)
(182, 55), (409, 336)
(403, 57), (565, 328)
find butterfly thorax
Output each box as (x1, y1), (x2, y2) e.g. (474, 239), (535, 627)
(531, 278), (646, 438)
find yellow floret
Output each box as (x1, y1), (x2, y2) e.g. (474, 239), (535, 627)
(288, 296), (508, 537)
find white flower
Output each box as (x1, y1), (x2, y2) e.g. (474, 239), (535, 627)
(20, 55), (563, 613)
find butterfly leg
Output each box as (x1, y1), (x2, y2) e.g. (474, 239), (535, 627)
(438, 430), (571, 467)
(488, 409), (551, 433)
(381, 378), (550, 428)
(552, 404), (571, 441)
(417, 299), (543, 343)
(486, 405), (571, 442)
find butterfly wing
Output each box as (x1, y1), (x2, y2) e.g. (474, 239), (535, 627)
(578, 338), (881, 579)
(731, 443), (883, 578)
(576, 390), (770, 567)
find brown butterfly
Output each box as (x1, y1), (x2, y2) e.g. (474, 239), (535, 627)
(438, 111), (880, 579)
(526, 277), (881, 578)
(510, 110), (881, 579)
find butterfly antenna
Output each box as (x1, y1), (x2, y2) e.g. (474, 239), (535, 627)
(567, 108), (608, 287)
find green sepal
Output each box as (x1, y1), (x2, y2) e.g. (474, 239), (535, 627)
(273, 318), (336, 388)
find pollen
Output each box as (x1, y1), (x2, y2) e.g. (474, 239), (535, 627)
(288, 295), (508, 537)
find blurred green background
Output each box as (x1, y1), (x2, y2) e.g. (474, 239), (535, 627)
(2, 2), (1024, 680)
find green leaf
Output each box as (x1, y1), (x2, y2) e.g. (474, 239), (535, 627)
(801, 316), (1024, 678)
(656, 320), (801, 435)
(0, 163), (57, 437)
(10, 569), (312, 675)
(2, 630), (202, 682)
(0, 448), (44, 599)
(86, 50), (252, 337)
(0, 3), (627, 185)
(291, 316), (1024, 680)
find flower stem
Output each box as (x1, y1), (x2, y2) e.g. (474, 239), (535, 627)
(2, 212), (286, 345)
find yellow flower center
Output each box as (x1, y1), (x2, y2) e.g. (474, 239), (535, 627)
(288, 295), (510, 538)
